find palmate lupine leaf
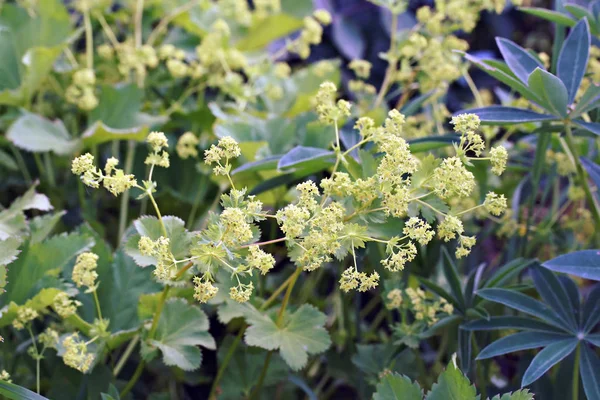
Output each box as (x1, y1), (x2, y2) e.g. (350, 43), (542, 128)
(0, 381), (49, 400)
(495, 38), (544, 84)
(557, 19), (591, 104)
(521, 338), (578, 386)
(476, 332), (571, 360)
(462, 316), (566, 333)
(582, 285), (600, 333)
(542, 250), (600, 281)
(527, 68), (569, 117)
(580, 345), (600, 400)
(530, 266), (578, 331)
(457, 106), (558, 124)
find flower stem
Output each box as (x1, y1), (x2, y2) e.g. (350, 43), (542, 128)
(113, 335), (139, 377)
(10, 144), (31, 184)
(118, 141), (136, 241)
(240, 237), (287, 248)
(92, 290), (103, 321)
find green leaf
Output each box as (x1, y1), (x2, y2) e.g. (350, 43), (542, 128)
(557, 19), (591, 104)
(418, 278), (461, 311)
(0, 287), (61, 327)
(245, 304), (331, 371)
(29, 211), (65, 244)
(236, 13), (303, 51)
(124, 216), (193, 267)
(521, 339), (578, 386)
(149, 298), (216, 371)
(400, 90), (437, 116)
(564, 5), (597, 29)
(441, 247), (466, 311)
(461, 316), (565, 333)
(0, 380), (49, 400)
(519, 7), (577, 27)
(407, 135), (460, 153)
(277, 146), (335, 171)
(0, 148), (18, 171)
(7, 112), (79, 155)
(582, 285), (600, 333)
(217, 336), (288, 399)
(490, 389), (534, 400)
(4, 231), (94, 305)
(0, 237), (21, 266)
(426, 362), (478, 400)
(100, 384), (120, 400)
(530, 266), (578, 331)
(463, 53), (542, 104)
(97, 251), (161, 331)
(461, 106), (557, 124)
(542, 250), (600, 281)
(476, 288), (572, 331)
(572, 83), (600, 117)
(458, 329), (472, 374)
(0, 185), (53, 241)
(232, 155), (282, 175)
(580, 344), (600, 400)
(496, 37), (544, 83)
(527, 68), (569, 117)
(81, 122), (151, 148)
(373, 373), (423, 400)
(573, 119), (600, 136)
(476, 332), (570, 360)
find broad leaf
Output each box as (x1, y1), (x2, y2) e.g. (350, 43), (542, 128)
(245, 304), (331, 370)
(476, 332), (570, 360)
(572, 83), (600, 117)
(582, 285), (600, 333)
(426, 362), (477, 400)
(527, 68), (569, 117)
(124, 216), (193, 267)
(373, 373), (423, 400)
(580, 344), (600, 400)
(4, 231), (94, 305)
(521, 339), (578, 386)
(7, 112), (79, 155)
(490, 389), (535, 400)
(557, 19), (591, 104)
(441, 247), (466, 311)
(81, 122), (150, 148)
(496, 38), (544, 83)
(236, 13), (303, 51)
(0, 288), (61, 327)
(0, 237), (21, 266)
(542, 250), (600, 281)
(149, 299), (216, 371)
(461, 106), (557, 124)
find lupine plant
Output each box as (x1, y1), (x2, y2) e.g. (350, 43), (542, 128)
(0, 0), (600, 399)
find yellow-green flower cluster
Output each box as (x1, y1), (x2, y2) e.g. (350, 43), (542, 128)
(386, 289), (403, 309)
(403, 217), (435, 245)
(432, 157), (476, 199)
(53, 292), (82, 318)
(176, 132), (200, 159)
(246, 245), (276, 275)
(204, 136), (241, 176)
(145, 131), (170, 168)
(62, 333), (94, 373)
(382, 240), (417, 272)
(12, 307), (38, 330)
(39, 328), (60, 349)
(0, 370), (11, 383)
(288, 10), (332, 59)
(72, 252), (99, 292)
(65, 68), (98, 111)
(405, 287), (454, 325)
(490, 146), (508, 175)
(484, 192), (507, 216)
(193, 276), (219, 303)
(138, 236), (176, 283)
(339, 267), (380, 293)
(315, 82), (352, 125)
(230, 282), (254, 303)
(72, 153), (136, 196)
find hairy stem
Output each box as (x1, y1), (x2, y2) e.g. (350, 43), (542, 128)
(92, 290), (103, 321)
(83, 9), (94, 69)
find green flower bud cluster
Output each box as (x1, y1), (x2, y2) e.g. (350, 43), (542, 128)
(72, 153), (137, 196)
(66, 69), (98, 111)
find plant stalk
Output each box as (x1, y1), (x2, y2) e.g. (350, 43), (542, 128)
(374, 12), (399, 109)
(572, 344), (580, 400)
(118, 141), (136, 241)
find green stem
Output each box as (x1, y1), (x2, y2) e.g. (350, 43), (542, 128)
(92, 290), (103, 321)
(148, 192), (168, 237)
(463, 68), (483, 107)
(10, 144), (32, 184)
(563, 123), (600, 243)
(186, 180), (205, 229)
(33, 153), (45, 182)
(250, 351), (273, 400)
(43, 153), (55, 187)
(134, 0), (144, 48)
(83, 8), (94, 69)
(120, 360), (144, 398)
(27, 326), (40, 394)
(118, 141), (136, 241)
(374, 12), (399, 109)
(113, 335), (139, 377)
(572, 344), (580, 400)
(208, 328), (244, 400)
